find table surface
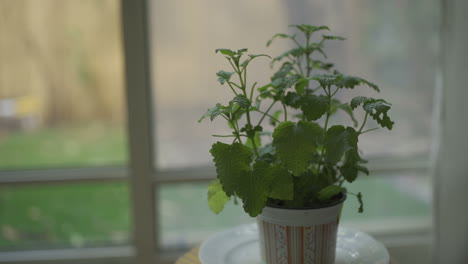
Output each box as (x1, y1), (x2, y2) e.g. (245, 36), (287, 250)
(175, 247), (397, 264)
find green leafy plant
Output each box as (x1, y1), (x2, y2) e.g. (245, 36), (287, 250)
(199, 25), (394, 217)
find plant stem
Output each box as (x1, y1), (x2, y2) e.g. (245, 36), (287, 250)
(360, 127), (379, 134)
(323, 88), (332, 132)
(229, 82), (242, 89)
(256, 100), (277, 126)
(228, 59), (237, 73)
(229, 119), (243, 144)
(282, 103), (288, 121)
(295, 57), (304, 76)
(250, 82), (257, 101)
(358, 112), (369, 134)
(237, 64), (259, 157)
(318, 87), (332, 176)
(213, 134), (241, 138)
(305, 34), (312, 77)
(227, 82), (239, 96)
(255, 110), (280, 125)
(331, 87), (339, 97)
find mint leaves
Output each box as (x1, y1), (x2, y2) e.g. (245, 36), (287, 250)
(210, 142), (253, 196)
(210, 143), (293, 217)
(325, 126), (359, 165)
(318, 185), (345, 201)
(312, 73), (380, 92)
(273, 121), (322, 176)
(201, 24), (394, 217)
(351, 96), (394, 130)
(216, 71), (234, 85)
(236, 162), (293, 217)
(208, 179), (230, 214)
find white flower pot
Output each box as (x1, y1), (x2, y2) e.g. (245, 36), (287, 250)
(257, 197), (345, 264)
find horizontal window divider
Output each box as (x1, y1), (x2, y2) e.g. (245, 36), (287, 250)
(0, 246), (133, 264)
(0, 156), (429, 186)
(153, 156), (430, 183)
(154, 166), (216, 183)
(366, 156), (430, 172)
(0, 167), (128, 186)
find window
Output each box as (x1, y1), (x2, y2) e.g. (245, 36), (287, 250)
(0, 0), (132, 262)
(0, 0), (439, 263)
(151, 0), (437, 256)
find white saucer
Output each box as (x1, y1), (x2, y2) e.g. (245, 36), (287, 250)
(199, 223), (389, 264)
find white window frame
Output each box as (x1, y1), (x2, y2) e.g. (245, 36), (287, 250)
(0, 0), (436, 263)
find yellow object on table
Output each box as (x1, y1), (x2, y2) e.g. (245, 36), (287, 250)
(175, 247), (201, 264)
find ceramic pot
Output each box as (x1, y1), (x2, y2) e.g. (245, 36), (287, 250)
(257, 196), (345, 264)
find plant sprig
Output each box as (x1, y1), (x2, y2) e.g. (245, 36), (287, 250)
(200, 25), (394, 217)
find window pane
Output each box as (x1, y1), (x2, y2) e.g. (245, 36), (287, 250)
(158, 183), (253, 250)
(0, 0), (127, 170)
(150, 0), (439, 169)
(158, 171), (431, 249)
(0, 182), (130, 250)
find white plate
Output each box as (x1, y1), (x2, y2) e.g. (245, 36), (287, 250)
(199, 223), (389, 264)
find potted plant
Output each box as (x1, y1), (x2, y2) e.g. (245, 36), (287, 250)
(199, 24), (393, 264)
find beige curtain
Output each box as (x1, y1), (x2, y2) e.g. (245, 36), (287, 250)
(433, 0), (468, 263)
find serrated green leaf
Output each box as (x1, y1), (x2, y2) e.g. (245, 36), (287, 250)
(210, 142), (253, 196)
(318, 185), (344, 201)
(356, 164), (369, 175)
(198, 103), (230, 122)
(312, 60), (334, 71)
(284, 92), (302, 108)
(290, 47), (304, 57)
(236, 161), (270, 217)
(272, 63), (294, 81)
(350, 96), (369, 110)
(284, 170), (327, 207)
(230, 94), (251, 109)
(268, 165), (294, 200)
(350, 97), (394, 130)
(271, 48), (303, 63)
(272, 74), (301, 92)
(240, 54), (271, 67)
(267, 33), (296, 47)
(215, 48), (236, 56)
(312, 74), (380, 92)
(249, 54), (271, 60)
(357, 192), (363, 213)
(304, 43), (325, 55)
(363, 99), (393, 130)
(230, 106), (245, 123)
(300, 94), (329, 121)
(237, 48), (248, 54)
(322, 35), (346, 41)
(235, 162), (294, 217)
(216, 70), (235, 85)
(295, 78), (308, 94)
(272, 121), (323, 176)
(339, 165), (358, 183)
(208, 179), (230, 214)
(257, 83), (275, 99)
(289, 24), (330, 36)
(325, 126), (359, 165)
